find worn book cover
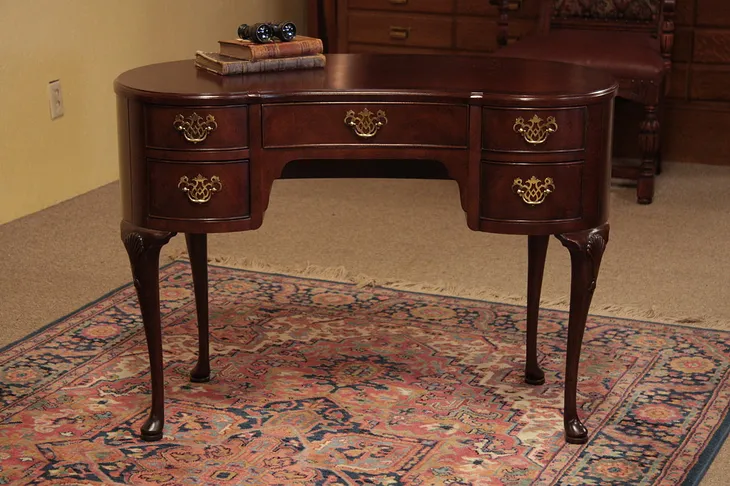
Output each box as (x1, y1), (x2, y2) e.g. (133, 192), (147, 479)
(218, 36), (324, 61)
(194, 51), (327, 75)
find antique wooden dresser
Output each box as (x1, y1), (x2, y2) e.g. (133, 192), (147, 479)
(334, 0), (535, 55)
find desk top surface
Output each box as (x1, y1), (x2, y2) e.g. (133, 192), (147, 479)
(114, 54), (617, 104)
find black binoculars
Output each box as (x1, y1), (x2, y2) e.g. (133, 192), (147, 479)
(237, 21), (297, 43)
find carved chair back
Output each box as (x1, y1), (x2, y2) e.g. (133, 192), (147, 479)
(492, 0), (676, 204)
(550, 0), (663, 33)
(526, 0), (675, 75)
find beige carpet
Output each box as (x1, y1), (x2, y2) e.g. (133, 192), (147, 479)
(1, 161), (729, 484)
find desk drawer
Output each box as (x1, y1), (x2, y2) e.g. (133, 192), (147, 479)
(482, 107), (585, 153)
(347, 11), (453, 49)
(145, 106), (248, 150)
(349, 0), (455, 14)
(480, 161), (583, 222)
(147, 160), (250, 220)
(262, 103), (468, 148)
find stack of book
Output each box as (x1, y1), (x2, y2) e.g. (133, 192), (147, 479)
(195, 35), (326, 76)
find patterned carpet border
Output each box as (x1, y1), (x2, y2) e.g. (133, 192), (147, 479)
(1, 259), (729, 485)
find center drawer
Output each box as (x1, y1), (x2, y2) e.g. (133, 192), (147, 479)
(262, 103), (468, 148)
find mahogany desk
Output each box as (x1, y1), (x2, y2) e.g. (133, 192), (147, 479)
(114, 54), (617, 444)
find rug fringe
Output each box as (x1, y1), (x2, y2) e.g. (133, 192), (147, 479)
(164, 251), (729, 331)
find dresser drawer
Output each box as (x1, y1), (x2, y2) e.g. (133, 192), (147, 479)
(145, 106), (248, 150)
(347, 11), (454, 49)
(147, 160), (250, 220)
(456, 0), (524, 15)
(482, 107), (585, 153)
(480, 161), (583, 222)
(262, 103), (468, 148)
(349, 0), (455, 14)
(456, 17), (534, 52)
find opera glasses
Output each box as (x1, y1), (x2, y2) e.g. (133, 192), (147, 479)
(237, 21), (297, 43)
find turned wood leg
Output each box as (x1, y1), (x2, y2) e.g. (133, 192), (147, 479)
(525, 235), (549, 385)
(186, 233), (211, 383)
(638, 105), (660, 204)
(555, 223), (609, 444)
(121, 221), (175, 442)
(655, 101), (666, 176)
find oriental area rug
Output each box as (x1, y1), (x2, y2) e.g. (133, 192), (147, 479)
(1, 261), (729, 485)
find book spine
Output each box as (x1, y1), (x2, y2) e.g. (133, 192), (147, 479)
(248, 38), (324, 61)
(195, 63), (225, 76)
(195, 52), (244, 75)
(239, 55), (326, 74)
(195, 54), (326, 76)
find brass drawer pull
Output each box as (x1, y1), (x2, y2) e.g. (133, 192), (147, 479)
(512, 176), (555, 205)
(389, 0), (408, 4)
(178, 174), (222, 204)
(173, 113), (218, 144)
(513, 115), (558, 144)
(389, 26), (410, 40)
(344, 108), (388, 138)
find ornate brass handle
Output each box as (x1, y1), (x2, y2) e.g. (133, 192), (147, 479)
(173, 113), (218, 144)
(512, 176), (555, 205)
(389, 26), (410, 40)
(178, 174), (222, 204)
(344, 108), (388, 138)
(513, 115), (558, 145)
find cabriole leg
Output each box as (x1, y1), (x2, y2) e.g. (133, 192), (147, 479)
(556, 224), (609, 444)
(121, 221), (175, 442)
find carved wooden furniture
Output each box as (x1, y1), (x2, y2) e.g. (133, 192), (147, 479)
(332, 0), (536, 55)
(493, 0), (676, 204)
(114, 54), (617, 445)
(663, 0), (730, 166)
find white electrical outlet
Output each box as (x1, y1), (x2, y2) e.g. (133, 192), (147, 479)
(48, 79), (64, 120)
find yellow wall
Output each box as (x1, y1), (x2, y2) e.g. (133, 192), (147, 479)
(0, 0), (306, 224)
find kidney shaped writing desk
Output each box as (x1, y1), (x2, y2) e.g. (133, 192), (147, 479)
(114, 54), (617, 444)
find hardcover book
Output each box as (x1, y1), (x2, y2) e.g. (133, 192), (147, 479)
(194, 51), (327, 76)
(218, 36), (324, 61)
